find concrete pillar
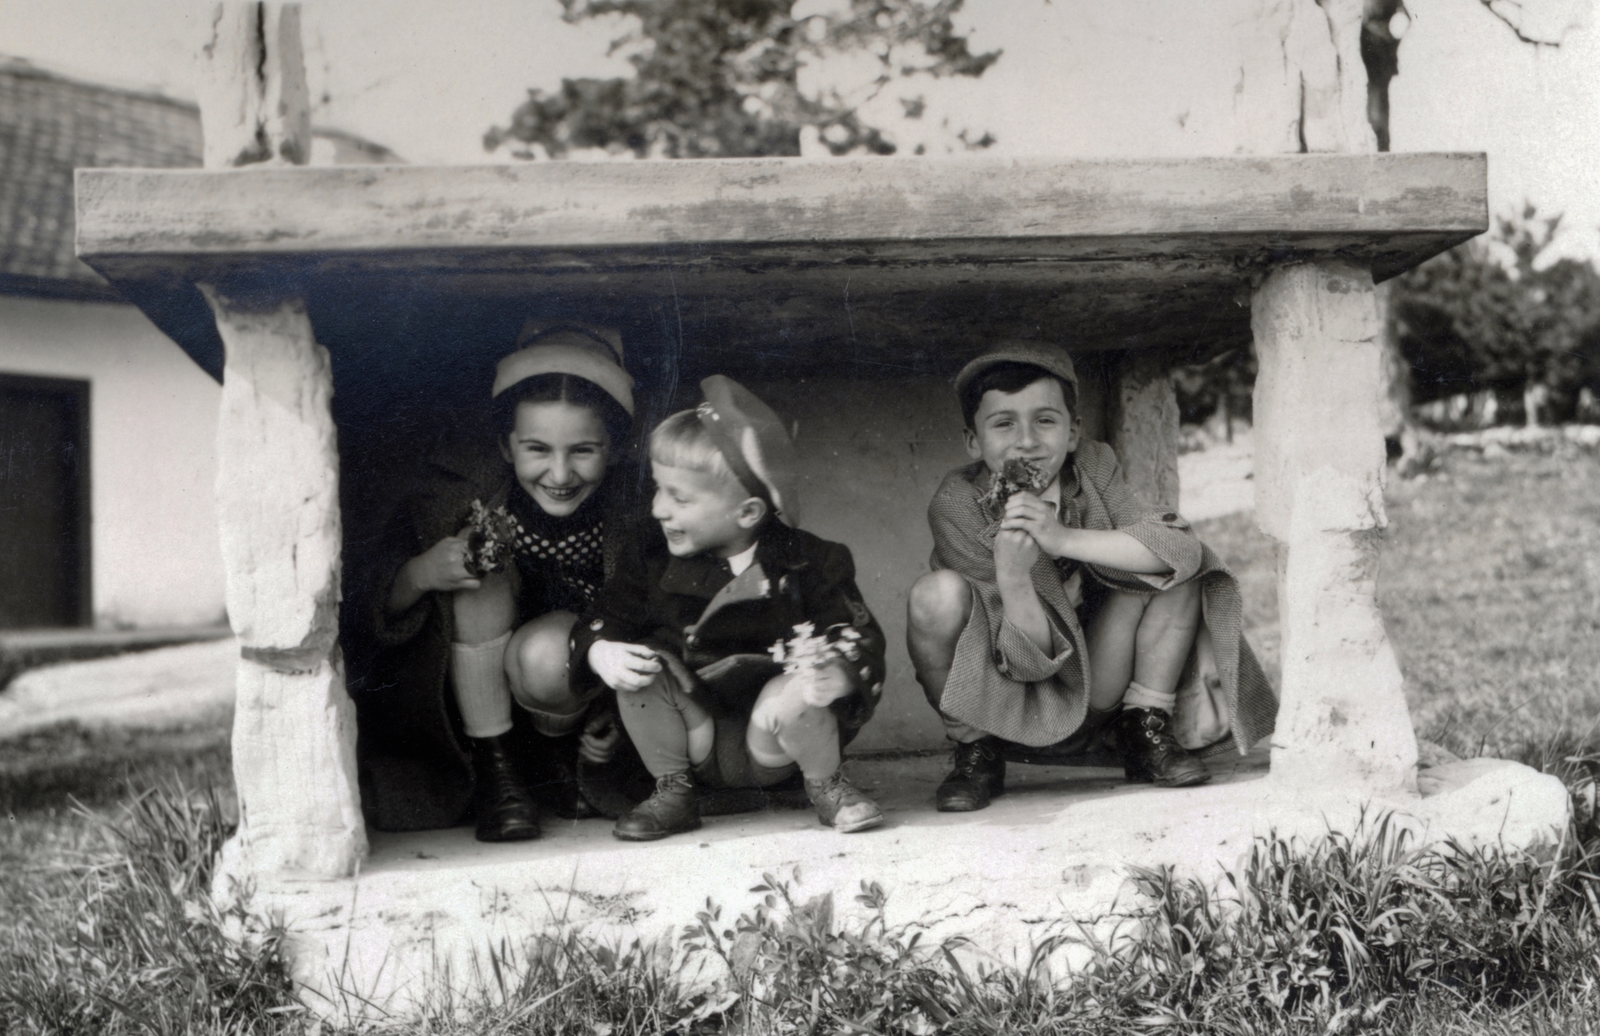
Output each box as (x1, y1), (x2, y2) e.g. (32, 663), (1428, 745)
(1230, 0), (1376, 155)
(198, 4), (364, 877)
(202, 287), (365, 877)
(1108, 348), (1180, 511)
(1252, 261), (1417, 794)
(198, 2), (312, 168)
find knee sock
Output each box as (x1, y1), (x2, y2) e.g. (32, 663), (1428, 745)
(450, 632), (513, 739)
(520, 703), (587, 738)
(616, 675), (713, 777)
(1122, 679), (1177, 714)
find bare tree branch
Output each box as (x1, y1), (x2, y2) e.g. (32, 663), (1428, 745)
(1477, 0), (1568, 47)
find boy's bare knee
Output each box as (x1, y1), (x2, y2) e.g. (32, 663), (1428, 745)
(750, 673), (832, 734)
(908, 570), (972, 637)
(1150, 579), (1201, 618)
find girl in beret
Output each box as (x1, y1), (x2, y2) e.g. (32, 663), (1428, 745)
(359, 324), (639, 841)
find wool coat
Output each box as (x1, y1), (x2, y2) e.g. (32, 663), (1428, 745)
(929, 438), (1277, 755)
(570, 521), (887, 743)
(348, 445), (637, 832)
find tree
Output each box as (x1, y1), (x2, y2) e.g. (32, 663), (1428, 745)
(1392, 205), (1600, 422)
(483, 0), (998, 160)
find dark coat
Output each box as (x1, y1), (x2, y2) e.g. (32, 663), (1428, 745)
(347, 445), (635, 832)
(570, 521), (887, 742)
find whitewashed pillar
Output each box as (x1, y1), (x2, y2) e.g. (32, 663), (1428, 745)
(1252, 262), (1417, 794)
(199, 3), (366, 878)
(1109, 348), (1181, 511)
(199, 2), (312, 167)
(1230, 0), (1376, 154)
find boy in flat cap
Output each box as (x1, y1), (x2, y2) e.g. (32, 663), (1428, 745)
(908, 341), (1277, 811)
(572, 376), (889, 840)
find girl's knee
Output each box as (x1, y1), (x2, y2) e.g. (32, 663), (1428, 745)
(907, 570), (972, 636)
(506, 611), (579, 707)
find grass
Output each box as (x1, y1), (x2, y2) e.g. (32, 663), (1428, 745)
(1194, 439), (1600, 765)
(3, 441), (1600, 1033)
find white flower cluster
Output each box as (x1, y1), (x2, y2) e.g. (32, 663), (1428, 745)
(768, 621), (865, 675)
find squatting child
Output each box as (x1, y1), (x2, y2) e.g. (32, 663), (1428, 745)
(362, 324), (636, 841)
(572, 375), (889, 841)
(907, 341), (1277, 811)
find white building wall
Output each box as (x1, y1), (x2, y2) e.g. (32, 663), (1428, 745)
(0, 293), (226, 628)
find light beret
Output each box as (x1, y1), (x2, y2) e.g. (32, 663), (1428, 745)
(696, 375), (801, 528)
(493, 323), (634, 416)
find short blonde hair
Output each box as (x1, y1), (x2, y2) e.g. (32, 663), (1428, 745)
(648, 409), (741, 488)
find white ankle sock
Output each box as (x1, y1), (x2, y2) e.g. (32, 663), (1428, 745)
(1122, 680), (1177, 714)
(450, 633), (513, 739)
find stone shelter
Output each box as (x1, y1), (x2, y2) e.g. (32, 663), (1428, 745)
(72, 2), (1572, 1018)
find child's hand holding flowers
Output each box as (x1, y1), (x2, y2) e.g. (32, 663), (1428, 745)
(1001, 492), (1072, 559)
(770, 623), (863, 707)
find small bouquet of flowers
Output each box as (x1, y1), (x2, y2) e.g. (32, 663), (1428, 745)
(980, 457), (1053, 520)
(463, 499), (519, 577)
(768, 621), (865, 675)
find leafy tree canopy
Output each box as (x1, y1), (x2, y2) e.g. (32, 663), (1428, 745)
(1394, 205), (1600, 411)
(484, 0), (999, 160)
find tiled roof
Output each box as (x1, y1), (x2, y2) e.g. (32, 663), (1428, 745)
(1, 59), (203, 300)
(1, 58), (403, 301)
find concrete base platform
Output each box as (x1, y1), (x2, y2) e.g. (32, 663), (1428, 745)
(232, 747), (1570, 1022)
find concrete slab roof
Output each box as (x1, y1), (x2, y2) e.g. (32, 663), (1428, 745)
(75, 153), (1485, 380)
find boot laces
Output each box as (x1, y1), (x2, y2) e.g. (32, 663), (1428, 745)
(954, 738), (998, 776)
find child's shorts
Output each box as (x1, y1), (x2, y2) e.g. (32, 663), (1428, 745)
(690, 710), (799, 791)
(654, 651), (801, 790)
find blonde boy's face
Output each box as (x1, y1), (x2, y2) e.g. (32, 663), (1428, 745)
(963, 377), (1080, 488)
(650, 461), (765, 558)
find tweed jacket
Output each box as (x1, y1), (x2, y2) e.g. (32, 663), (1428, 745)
(571, 521), (887, 743)
(929, 438), (1277, 754)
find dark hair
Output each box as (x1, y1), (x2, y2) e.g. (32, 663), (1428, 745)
(492, 373), (632, 447)
(959, 361), (1078, 429)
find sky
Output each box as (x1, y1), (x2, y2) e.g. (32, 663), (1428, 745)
(3, 0), (1597, 261)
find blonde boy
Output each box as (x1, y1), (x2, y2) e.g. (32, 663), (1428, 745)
(572, 376), (888, 840)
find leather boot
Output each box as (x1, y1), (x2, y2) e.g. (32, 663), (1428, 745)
(613, 771), (700, 841)
(531, 732), (604, 820)
(805, 770), (884, 832)
(935, 736), (1006, 812)
(470, 733), (541, 842)
(1113, 707), (1211, 788)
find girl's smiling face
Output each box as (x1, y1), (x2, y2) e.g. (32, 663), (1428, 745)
(501, 399), (611, 517)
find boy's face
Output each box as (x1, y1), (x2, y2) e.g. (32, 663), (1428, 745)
(501, 399), (611, 517)
(964, 376), (1081, 488)
(650, 461), (763, 558)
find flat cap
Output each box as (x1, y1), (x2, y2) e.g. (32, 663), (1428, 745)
(954, 340), (1078, 400)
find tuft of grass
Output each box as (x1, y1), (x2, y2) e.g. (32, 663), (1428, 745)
(0, 781), (298, 1036)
